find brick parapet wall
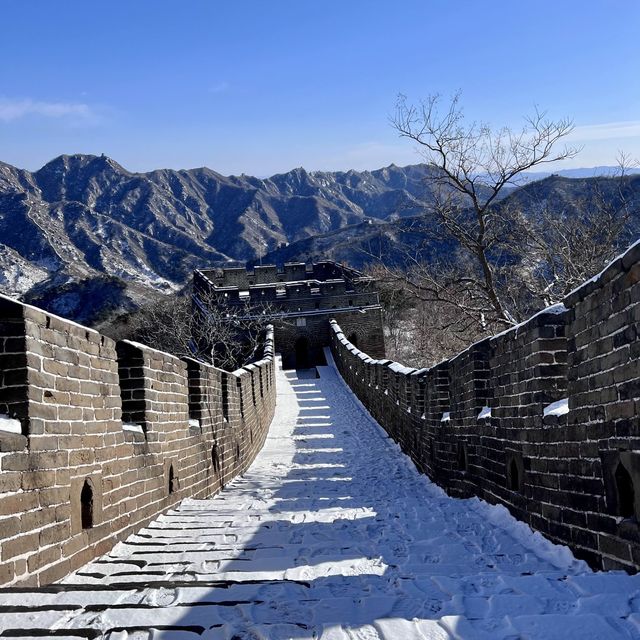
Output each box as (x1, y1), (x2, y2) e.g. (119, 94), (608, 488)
(274, 306), (385, 370)
(0, 297), (29, 442)
(0, 294), (276, 587)
(330, 240), (640, 573)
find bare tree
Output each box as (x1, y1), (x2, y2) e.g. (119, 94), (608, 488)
(371, 264), (491, 365)
(360, 94), (640, 365)
(514, 154), (637, 305)
(121, 286), (279, 371)
(376, 278), (413, 359)
(387, 92), (580, 331)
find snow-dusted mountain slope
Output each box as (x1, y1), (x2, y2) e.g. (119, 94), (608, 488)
(0, 155), (445, 322)
(2, 154), (639, 325)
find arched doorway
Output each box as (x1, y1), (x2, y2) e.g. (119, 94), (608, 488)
(348, 332), (359, 348)
(295, 336), (311, 369)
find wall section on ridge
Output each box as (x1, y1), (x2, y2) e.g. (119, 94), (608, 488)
(331, 240), (640, 573)
(0, 294), (276, 587)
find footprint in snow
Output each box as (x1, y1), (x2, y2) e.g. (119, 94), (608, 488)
(345, 624), (381, 640)
(550, 599), (578, 614)
(479, 576), (502, 591)
(144, 587), (178, 607)
(423, 554), (441, 564)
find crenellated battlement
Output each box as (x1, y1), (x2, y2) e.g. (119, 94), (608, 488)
(0, 294), (276, 587)
(198, 261), (365, 289)
(196, 278), (377, 309)
(331, 239), (640, 573)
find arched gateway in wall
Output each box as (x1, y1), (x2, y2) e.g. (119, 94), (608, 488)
(294, 336), (312, 369)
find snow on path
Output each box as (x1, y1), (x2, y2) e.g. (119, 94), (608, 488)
(2, 354), (640, 639)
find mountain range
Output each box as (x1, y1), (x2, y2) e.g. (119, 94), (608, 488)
(0, 154), (638, 326)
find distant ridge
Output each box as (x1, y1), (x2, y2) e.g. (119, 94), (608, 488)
(1, 154), (638, 325)
(0, 155), (445, 323)
(517, 165), (640, 182)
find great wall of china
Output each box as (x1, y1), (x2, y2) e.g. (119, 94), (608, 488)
(0, 294), (276, 586)
(330, 240), (640, 573)
(1, 241), (640, 591)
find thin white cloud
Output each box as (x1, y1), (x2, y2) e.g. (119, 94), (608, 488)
(0, 98), (96, 123)
(570, 120), (640, 142)
(208, 82), (230, 94)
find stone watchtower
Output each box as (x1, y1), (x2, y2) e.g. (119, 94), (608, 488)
(193, 261), (385, 369)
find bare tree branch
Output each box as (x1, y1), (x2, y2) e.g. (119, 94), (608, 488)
(363, 93), (636, 364)
(120, 285), (281, 370)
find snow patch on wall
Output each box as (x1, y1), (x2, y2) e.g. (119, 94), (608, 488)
(0, 414), (21, 434)
(543, 398), (569, 417)
(122, 423), (143, 434)
(477, 406), (492, 420)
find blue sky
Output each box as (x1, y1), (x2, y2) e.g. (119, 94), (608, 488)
(1, 1), (639, 175)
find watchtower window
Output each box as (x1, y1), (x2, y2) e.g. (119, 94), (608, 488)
(81, 479), (94, 529)
(507, 458), (520, 492)
(348, 333), (358, 348)
(457, 442), (467, 472)
(168, 464), (177, 495)
(615, 462), (635, 519)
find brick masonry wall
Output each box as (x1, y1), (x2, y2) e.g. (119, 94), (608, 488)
(0, 294), (276, 587)
(330, 240), (640, 572)
(275, 306), (385, 369)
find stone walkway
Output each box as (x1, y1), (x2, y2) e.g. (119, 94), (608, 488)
(1, 354), (640, 639)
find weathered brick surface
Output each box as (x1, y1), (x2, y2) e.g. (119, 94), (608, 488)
(331, 241), (640, 573)
(0, 295), (276, 586)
